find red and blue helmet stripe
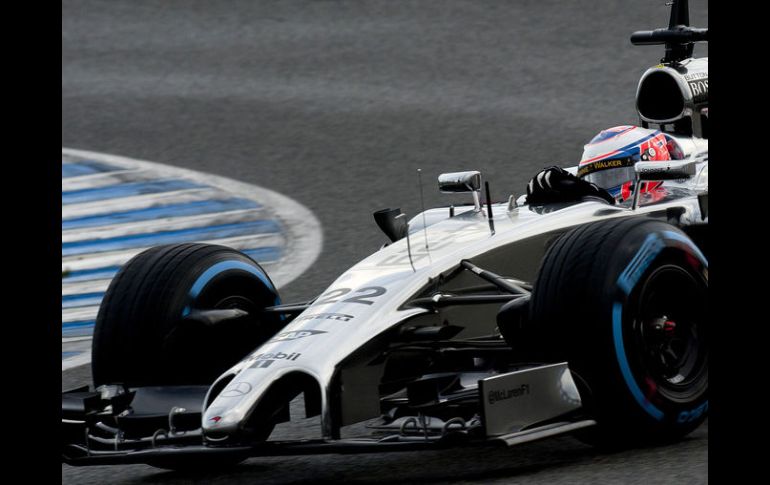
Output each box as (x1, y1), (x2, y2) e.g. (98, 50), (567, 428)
(579, 126), (671, 202)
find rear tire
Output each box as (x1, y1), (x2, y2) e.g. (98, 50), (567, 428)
(530, 217), (708, 447)
(92, 243), (284, 387)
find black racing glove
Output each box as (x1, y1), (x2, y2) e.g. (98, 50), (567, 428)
(526, 166), (615, 205)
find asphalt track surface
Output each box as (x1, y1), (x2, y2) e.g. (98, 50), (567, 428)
(62, 1), (708, 483)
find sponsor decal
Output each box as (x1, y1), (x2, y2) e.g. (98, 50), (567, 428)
(688, 78), (708, 101)
(219, 381), (252, 398)
(635, 166), (655, 173)
(206, 407), (227, 424)
(248, 351), (301, 369)
(377, 252), (430, 266)
(374, 226), (487, 268)
(617, 233), (666, 296)
(683, 71), (708, 81)
(488, 384), (530, 405)
(269, 329), (328, 342)
(294, 312), (354, 323)
(577, 157), (634, 178)
(376, 240), (456, 267)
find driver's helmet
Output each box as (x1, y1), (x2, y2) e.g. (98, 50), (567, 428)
(577, 125), (681, 203)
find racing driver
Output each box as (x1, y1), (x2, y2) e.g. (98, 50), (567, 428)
(526, 125), (683, 205)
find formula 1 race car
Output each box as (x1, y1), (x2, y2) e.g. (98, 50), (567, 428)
(61, 0), (708, 470)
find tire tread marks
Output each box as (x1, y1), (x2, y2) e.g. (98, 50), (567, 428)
(92, 243), (250, 386)
(529, 216), (706, 446)
(531, 217), (630, 351)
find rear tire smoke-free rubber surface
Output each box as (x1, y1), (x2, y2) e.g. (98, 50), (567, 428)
(530, 217), (708, 447)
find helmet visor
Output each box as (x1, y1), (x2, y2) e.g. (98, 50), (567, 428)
(578, 156), (637, 192)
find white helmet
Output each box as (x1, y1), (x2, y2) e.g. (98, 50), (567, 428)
(578, 125), (679, 203)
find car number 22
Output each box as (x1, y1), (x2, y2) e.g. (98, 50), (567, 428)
(314, 286), (387, 306)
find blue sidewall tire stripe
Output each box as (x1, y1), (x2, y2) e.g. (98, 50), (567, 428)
(612, 230), (708, 422)
(612, 302), (665, 421)
(182, 260), (280, 317)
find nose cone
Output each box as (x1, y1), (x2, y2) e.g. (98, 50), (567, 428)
(202, 401), (247, 439)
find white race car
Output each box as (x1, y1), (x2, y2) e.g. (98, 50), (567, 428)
(62, 0), (707, 470)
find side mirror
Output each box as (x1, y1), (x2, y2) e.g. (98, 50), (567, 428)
(438, 171), (482, 193)
(631, 158), (700, 210)
(438, 171), (482, 211)
(634, 159), (698, 181)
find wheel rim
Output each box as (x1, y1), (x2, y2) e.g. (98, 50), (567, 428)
(161, 270), (279, 383)
(629, 263), (708, 403)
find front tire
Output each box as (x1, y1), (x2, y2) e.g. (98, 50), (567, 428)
(530, 217), (708, 446)
(92, 243), (285, 387)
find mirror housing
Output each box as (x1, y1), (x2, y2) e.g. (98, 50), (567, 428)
(634, 159), (698, 181)
(438, 171), (482, 193)
(438, 171), (483, 212)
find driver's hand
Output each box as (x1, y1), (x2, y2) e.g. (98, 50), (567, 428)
(526, 166), (615, 205)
